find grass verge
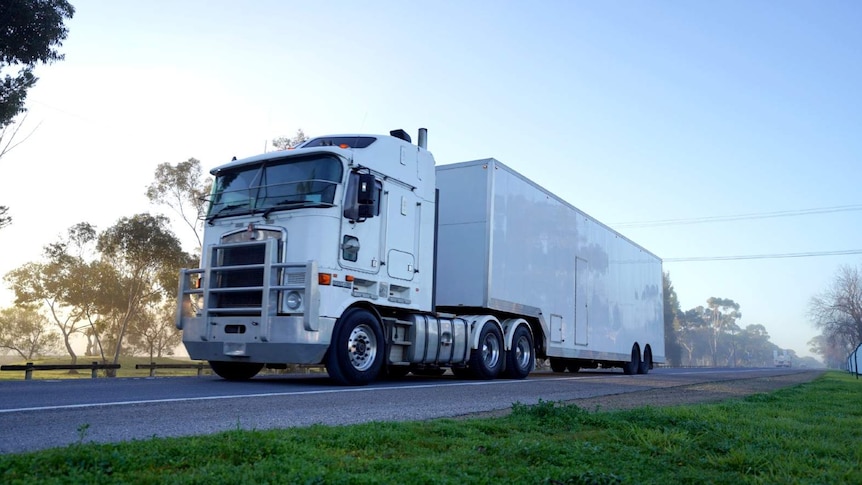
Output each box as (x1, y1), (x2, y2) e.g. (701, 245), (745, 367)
(1, 371), (861, 484)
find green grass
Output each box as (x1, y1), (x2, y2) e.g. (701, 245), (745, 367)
(1, 371), (861, 484)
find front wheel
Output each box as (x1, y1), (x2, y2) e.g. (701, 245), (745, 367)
(503, 325), (534, 379)
(326, 309), (384, 385)
(209, 361), (264, 381)
(469, 321), (504, 379)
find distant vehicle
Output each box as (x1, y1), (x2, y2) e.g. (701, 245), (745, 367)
(773, 349), (792, 367)
(176, 128), (666, 385)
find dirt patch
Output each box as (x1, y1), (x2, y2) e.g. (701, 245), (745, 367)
(569, 371), (824, 412)
(454, 370), (825, 420)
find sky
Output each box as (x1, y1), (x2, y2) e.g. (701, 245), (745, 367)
(1, 0), (861, 360)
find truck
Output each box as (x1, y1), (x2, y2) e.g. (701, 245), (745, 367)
(774, 349), (791, 367)
(176, 128), (665, 385)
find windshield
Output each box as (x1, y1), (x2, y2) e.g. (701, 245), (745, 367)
(207, 154), (343, 220)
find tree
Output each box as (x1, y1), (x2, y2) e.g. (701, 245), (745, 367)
(662, 271), (683, 366)
(0, 0), (76, 128)
(809, 265), (862, 357)
(4, 260), (89, 365)
(0, 305), (59, 360)
(1, 1), (75, 229)
(705, 297), (741, 366)
(146, 157), (211, 253)
(127, 301), (181, 360)
(736, 324), (773, 367)
(271, 129), (308, 150)
(0, 205), (9, 229)
(678, 306), (710, 365)
(95, 213), (195, 372)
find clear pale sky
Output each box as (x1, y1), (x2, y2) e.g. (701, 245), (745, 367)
(2, 1), (861, 359)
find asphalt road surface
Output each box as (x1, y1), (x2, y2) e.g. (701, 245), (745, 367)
(0, 367), (819, 454)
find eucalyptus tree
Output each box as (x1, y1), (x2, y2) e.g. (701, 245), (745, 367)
(95, 213), (196, 371)
(662, 272), (683, 366)
(146, 158), (211, 253)
(0, 305), (59, 360)
(271, 129), (308, 150)
(3, 221), (98, 365)
(705, 297), (741, 367)
(809, 265), (862, 357)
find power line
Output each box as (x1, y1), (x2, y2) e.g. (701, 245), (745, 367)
(612, 204), (862, 228)
(665, 249), (862, 263)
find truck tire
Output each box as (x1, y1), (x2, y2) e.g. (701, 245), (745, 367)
(566, 362), (581, 373)
(549, 358), (567, 373)
(209, 361), (263, 381)
(326, 308), (384, 385)
(469, 321), (504, 379)
(638, 345), (653, 374)
(623, 343), (641, 375)
(503, 325), (534, 379)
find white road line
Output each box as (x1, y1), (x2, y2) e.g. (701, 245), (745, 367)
(0, 374), (610, 414)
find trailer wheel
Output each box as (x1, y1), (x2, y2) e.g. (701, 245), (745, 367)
(469, 322), (504, 379)
(638, 345), (653, 374)
(566, 362), (581, 373)
(624, 343), (641, 375)
(209, 361), (263, 381)
(326, 308), (384, 385)
(549, 358), (567, 373)
(503, 325), (534, 379)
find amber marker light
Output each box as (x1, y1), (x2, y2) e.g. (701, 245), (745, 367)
(318, 273), (332, 285)
(345, 275), (355, 282)
(339, 144), (349, 149)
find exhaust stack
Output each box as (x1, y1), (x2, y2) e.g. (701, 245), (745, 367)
(418, 128), (428, 149)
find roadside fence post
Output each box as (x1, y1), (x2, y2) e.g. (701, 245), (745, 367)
(91, 362), (99, 379)
(149, 362), (156, 378)
(25, 362), (33, 380)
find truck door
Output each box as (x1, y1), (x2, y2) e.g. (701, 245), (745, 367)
(340, 172), (383, 274)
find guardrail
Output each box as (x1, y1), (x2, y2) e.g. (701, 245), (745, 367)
(0, 361), (122, 380)
(135, 362), (210, 377)
(848, 343), (861, 379)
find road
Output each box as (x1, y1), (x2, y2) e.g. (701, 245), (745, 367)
(0, 367), (817, 454)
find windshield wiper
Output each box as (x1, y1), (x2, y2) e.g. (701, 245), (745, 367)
(262, 200), (335, 218)
(207, 204), (249, 224)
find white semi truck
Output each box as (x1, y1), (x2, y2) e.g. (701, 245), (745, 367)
(774, 349), (792, 367)
(176, 128), (665, 385)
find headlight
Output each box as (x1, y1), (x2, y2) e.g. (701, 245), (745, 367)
(286, 291), (303, 310)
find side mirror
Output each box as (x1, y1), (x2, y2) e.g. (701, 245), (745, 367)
(357, 173), (376, 205)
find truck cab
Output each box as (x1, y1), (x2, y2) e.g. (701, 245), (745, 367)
(177, 130), (439, 383)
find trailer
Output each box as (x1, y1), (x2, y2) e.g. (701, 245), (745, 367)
(434, 159), (665, 373)
(176, 128), (665, 385)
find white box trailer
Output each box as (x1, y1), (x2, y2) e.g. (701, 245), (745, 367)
(434, 159), (665, 371)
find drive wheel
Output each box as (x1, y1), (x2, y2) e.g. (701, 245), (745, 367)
(549, 358), (567, 373)
(624, 343), (641, 375)
(503, 325), (534, 379)
(566, 362), (581, 373)
(326, 309), (384, 385)
(469, 321), (504, 379)
(209, 361), (263, 381)
(638, 345), (653, 374)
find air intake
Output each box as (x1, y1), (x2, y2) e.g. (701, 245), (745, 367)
(390, 129), (412, 143)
